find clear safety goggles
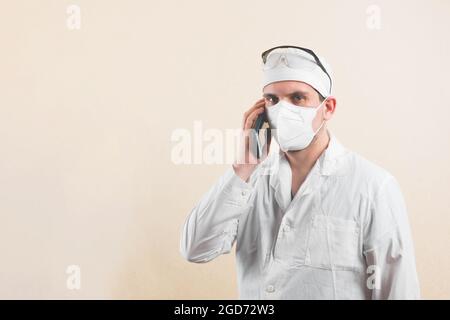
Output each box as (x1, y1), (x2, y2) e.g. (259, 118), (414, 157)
(261, 45), (333, 92)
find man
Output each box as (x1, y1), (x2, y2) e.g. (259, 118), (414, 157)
(180, 45), (420, 299)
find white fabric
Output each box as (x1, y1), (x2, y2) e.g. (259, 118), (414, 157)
(180, 130), (420, 299)
(266, 99), (326, 151)
(261, 47), (333, 97)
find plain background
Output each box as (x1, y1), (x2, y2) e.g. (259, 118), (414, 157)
(0, 0), (449, 299)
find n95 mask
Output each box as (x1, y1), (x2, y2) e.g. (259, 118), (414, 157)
(266, 99), (327, 151)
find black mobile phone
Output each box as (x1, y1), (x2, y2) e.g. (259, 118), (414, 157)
(253, 111), (271, 159)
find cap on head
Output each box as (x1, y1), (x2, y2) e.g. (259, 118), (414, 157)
(261, 46), (333, 98)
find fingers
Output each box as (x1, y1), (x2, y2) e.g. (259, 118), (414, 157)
(244, 98), (265, 117)
(244, 106), (265, 130)
(244, 98), (265, 120)
(242, 98), (266, 129)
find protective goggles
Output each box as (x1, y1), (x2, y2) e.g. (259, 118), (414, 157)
(261, 45), (333, 92)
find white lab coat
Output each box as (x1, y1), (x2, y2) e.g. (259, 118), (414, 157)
(180, 130), (420, 299)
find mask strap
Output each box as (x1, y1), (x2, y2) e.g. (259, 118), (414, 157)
(313, 97), (328, 135)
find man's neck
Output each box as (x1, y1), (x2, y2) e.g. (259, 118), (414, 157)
(284, 127), (330, 174)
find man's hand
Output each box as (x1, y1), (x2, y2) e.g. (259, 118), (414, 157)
(233, 98), (271, 182)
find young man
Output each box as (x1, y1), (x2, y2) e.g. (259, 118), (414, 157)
(180, 45), (420, 299)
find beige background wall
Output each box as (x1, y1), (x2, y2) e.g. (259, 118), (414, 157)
(0, 0), (449, 299)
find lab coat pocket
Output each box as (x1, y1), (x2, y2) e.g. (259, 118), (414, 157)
(305, 214), (360, 271)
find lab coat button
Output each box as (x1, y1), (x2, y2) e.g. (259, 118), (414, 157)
(283, 224), (291, 232)
(266, 285), (275, 293)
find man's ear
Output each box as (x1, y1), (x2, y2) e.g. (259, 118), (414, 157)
(323, 96), (336, 120)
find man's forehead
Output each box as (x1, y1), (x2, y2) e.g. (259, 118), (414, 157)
(263, 80), (314, 95)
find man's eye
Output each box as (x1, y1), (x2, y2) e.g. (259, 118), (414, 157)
(266, 97), (278, 105)
(293, 95), (304, 101)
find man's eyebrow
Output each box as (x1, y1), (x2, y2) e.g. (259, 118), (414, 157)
(288, 90), (310, 97)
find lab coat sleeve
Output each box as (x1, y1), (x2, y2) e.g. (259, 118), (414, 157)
(180, 166), (259, 263)
(363, 175), (420, 299)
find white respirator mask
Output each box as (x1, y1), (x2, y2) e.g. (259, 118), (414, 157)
(266, 98), (327, 151)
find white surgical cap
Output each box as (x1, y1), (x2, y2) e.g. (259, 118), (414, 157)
(261, 47), (333, 98)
